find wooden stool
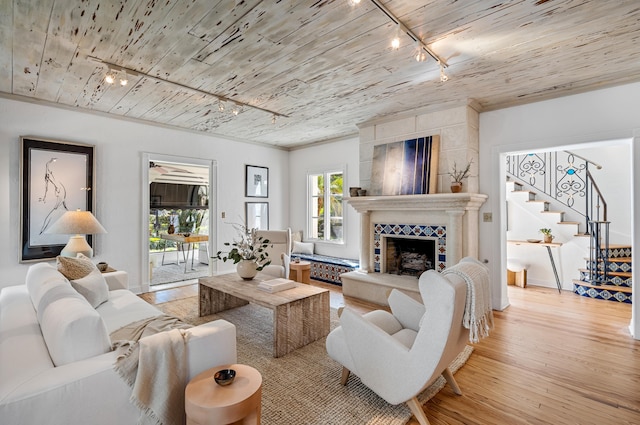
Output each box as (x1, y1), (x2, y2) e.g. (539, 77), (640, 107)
(289, 260), (311, 284)
(507, 259), (528, 288)
(185, 364), (262, 425)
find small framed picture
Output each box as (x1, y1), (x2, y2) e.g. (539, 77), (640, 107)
(245, 165), (268, 198)
(20, 136), (95, 262)
(245, 202), (269, 230)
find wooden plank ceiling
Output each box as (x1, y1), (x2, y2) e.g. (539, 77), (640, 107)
(2, 0), (640, 148)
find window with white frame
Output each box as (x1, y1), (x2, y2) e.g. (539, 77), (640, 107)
(308, 169), (344, 243)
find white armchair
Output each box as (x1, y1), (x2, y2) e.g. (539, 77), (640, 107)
(325, 270), (470, 425)
(257, 228), (291, 279)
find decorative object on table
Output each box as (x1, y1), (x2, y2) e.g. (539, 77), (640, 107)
(349, 187), (361, 197)
(45, 210), (107, 258)
(357, 189), (367, 196)
(449, 158), (473, 193)
(526, 239), (542, 243)
(97, 262), (109, 271)
(213, 368), (236, 386)
(20, 136), (95, 262)
(215, 223), (272, 280)
(539, 228), (554, 243)
(245, 165), (268, 198)
(245, 201), (269, 230)
(167, 224), (175, 234)
(257, 278), (296, 293)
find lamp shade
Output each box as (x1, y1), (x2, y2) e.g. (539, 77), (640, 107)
(46, 210), (107, 235)
(46, 210), (107, 258)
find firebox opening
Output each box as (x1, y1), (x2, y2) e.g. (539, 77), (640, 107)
(385, 237), (436, 277)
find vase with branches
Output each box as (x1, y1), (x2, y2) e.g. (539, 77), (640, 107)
(215, 223), (272, 279)
(449, 159), (473, 193)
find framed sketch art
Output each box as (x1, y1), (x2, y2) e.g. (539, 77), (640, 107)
(245, 165), (268, 198)
(245, 202), (269, 230)
(20, 137), (95, 262)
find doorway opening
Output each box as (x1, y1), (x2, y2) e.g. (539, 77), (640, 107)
(146, 156), (214, 290)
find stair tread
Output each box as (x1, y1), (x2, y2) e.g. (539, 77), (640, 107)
(559, 221), (581, 225)
(541, 210), (564, 214)
(607, 244), (632, 249)
(572, 280), (633, 293)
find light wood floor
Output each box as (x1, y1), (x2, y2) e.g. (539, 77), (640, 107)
(143, 281), (639, 424)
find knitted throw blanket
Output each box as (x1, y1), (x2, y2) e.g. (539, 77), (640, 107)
(442, 261), (494, 343)
(111, 315), (193, 425)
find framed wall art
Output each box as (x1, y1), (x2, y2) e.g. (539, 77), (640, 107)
(245, 165), (268, 198)
(245, 202), (269, 230)
(20, 137), (95, 262)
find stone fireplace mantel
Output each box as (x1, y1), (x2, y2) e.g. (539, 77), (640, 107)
(344, 192), (488, 305)
(347, 193), (488, 273)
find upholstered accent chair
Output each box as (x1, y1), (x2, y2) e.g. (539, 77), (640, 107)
(325, 269), (469, 425)
(256, 228), (292, 279)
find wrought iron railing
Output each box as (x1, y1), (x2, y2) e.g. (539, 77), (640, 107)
(506, 150), (609, 285)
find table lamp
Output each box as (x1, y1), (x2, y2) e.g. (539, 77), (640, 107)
(46, 210), (107, 257)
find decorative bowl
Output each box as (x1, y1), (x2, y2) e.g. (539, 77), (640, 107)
(214, 369), (236, 386)
(526, 239), (542, 243)
(97, 262), (109, 271)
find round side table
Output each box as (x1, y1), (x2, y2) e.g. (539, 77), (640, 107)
(289, 260), (311, 284)
(185, 364), (262, 425)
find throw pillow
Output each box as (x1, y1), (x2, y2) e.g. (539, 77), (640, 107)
(57, 254), (97, 280)
(292, 241), (314, 255)
(70, 269), (110, 308)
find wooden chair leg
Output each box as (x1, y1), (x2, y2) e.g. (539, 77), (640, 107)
(442, 367), (462, 395)
(340, 367), (350, 385)
(406, 397), (430, 425)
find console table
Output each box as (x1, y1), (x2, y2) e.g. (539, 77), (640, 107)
(161, 233), (209, 273)
(507, 240), (563, 293)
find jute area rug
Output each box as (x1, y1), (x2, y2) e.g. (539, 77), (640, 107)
(156, 296), (473, 425)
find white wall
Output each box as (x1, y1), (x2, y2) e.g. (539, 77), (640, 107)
(480, 82), (640, 339)
(0, 97), (289, 292)
(288, 137), (360, 260)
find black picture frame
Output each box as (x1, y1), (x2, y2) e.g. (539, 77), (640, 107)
(245, 202), (269, 230)
(245, 165), (268, 198)
(20, 137), (95, 262)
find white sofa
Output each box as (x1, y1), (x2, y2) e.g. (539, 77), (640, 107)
(0, 263), (236, 425)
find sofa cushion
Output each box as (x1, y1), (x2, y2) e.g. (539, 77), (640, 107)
(57, 255), (97, 280)
(292, 241), (314, 255)
(38, 282), (111, 366)
(97, 289), (162, 334)
(70, 269), (109, 308)
(26, 262), (70, 313)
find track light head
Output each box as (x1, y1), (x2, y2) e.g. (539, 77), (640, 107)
(105, 71), (115, 84)
(439, 63), (449, 82)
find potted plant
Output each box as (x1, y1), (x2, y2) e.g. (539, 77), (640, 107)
(215, 224), (272, 279)
(449, 159), (473, 193)
(539, 228), (554, 244)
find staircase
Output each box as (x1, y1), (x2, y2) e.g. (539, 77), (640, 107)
(574, 245), (633, 303)
(507, 179), (633, 303)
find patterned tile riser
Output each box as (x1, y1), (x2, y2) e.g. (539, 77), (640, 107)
(573, 283), (632, 303)
(586, 260), (632, 273)
(598, 247), (632, 258)
(579, 270), (632, 288)
(373, 223), (446, 273)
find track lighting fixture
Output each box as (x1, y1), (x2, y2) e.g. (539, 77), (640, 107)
(271, 114), (277, 124)
(350, 0), (449, 81)
(105, 70), (115, 84)
(439, 62), (448, 83)
(391, 24), (401, 50)
(87, 55), (288, 123)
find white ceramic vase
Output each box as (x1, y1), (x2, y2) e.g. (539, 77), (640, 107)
(236, 259), (258, 280)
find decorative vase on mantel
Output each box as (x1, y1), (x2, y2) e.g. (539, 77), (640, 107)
(450, 182), (462, 193)
(236, 259), (258, 280)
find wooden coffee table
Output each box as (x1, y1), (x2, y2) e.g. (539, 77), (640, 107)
(199, 273), (330, 357)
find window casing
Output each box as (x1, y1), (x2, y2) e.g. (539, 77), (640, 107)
(308, 170), (344, 243)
